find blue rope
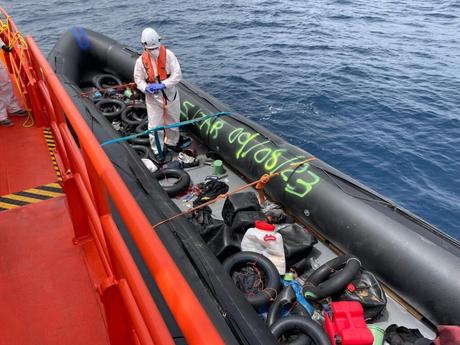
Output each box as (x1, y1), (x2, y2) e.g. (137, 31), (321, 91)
(101, 111), (232, 147)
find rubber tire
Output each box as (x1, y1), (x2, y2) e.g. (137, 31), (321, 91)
(303, 255), (361, 301)
(273, 332), (311, 345)
(223, 251), (281, 308)
(130, 145), (149, 159)
(121, 103), (147, 126)
(270, 316), (331, 345)
(267, 286), (309, 327)
(128, 119), (150, 145)
(153, 168), (190, 197)
(92, 74), (122, 89)
(95, 99), (127, 121)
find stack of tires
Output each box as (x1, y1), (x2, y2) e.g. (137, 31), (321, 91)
(89, 74), (154, 159)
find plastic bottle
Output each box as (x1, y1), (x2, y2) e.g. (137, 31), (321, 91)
(241, 220), (286, 274)
(92, 91), (102, 102)
(124, 88), (133, 99)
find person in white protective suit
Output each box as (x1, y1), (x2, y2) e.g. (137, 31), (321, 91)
(133, 28), (182, 159)
(0, 38), (27, 127)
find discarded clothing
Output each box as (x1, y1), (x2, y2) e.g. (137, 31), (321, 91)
(261, 200), (289, 224)
(193, 180), (229, 206)
(384, 324), (432, 345)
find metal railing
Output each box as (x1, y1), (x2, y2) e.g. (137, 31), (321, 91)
(1, 7), (225, 345)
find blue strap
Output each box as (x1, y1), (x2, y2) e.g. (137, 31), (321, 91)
(101, 111), (232, 147)
(282, 280), (315, 316)
(154, 130), (164, 160)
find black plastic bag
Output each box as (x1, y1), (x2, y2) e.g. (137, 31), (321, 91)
(207, 225), (242, 261)
(338, 269), (387, 322)
(222, 192), (260, 225)
(278, 223), (317, 267)
(188, 206), (225, 242)
(230, 210), (267, 233)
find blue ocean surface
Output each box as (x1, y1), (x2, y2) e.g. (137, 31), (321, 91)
(6, 1), (460, 239)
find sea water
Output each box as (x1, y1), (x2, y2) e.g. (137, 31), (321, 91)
(6, 0), (460, 239)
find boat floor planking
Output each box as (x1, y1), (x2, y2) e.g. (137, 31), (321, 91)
(173, 139), (436, 338)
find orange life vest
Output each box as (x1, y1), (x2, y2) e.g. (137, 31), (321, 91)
(141, 44), (167, 83)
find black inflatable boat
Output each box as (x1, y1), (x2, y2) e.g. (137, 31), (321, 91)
(48, 28), (460, 343)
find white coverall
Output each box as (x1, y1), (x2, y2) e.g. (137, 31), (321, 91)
(0, 38), (22, 121)
(134, 48), (182, 154)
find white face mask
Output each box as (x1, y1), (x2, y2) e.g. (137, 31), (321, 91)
(149, 48), (160, 59)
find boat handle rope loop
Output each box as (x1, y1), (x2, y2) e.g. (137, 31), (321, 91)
(153, 157), (317, 228)
(100, 111), (233, 147)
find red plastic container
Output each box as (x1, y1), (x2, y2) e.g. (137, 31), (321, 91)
(323, 301), (374, 345)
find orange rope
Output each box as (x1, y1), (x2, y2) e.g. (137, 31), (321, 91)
(152, 156), (316, 228)
(255, 173), (270, 204)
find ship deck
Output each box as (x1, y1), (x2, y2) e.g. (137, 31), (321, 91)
(0, 117), (110, 344)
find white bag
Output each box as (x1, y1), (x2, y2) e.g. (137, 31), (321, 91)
(241, 220), (286, 274)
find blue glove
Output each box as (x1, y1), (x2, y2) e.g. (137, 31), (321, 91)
(145, 83), (165, 94)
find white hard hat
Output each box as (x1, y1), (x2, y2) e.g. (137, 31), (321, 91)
(141, 28), (160, 49)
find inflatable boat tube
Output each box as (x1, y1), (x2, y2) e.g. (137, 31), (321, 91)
(153, 168), (191, 197)
(48, 28), (460, 326)
(270, 315), (331, 345)
(303, 255), (361, 300)
(223, 251), (281, 308)
(267, 286), (309, 327)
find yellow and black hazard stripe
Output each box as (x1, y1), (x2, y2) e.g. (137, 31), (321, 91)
(0, 183), (64, 211)
(43, 128), (63, 182)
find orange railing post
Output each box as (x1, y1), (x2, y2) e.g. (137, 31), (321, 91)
(61, 174), (93, 242)
(100, 280), (143, 345)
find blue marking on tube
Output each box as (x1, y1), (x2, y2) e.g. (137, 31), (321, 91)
(77, 28), (90, 50)
(69, 27), (90, 51)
